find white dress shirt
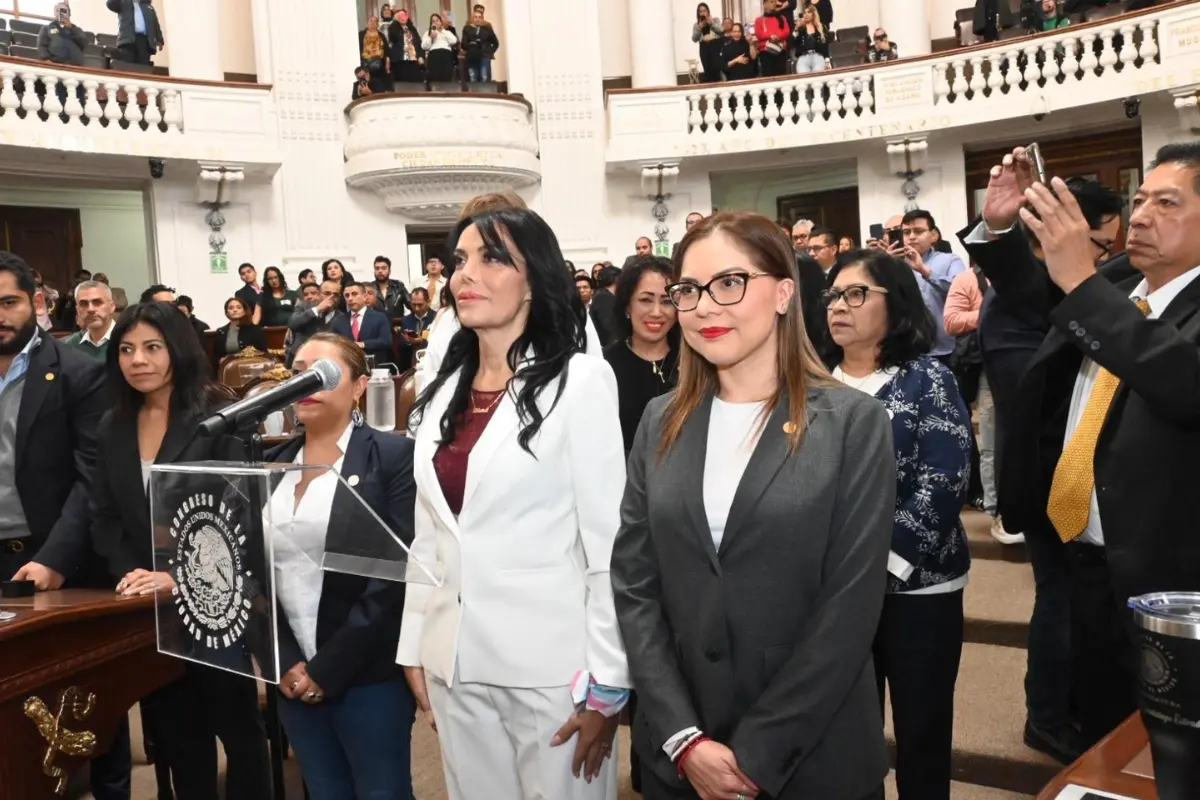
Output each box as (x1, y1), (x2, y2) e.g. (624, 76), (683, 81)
(85, 320), (116, 349)
(1063, 264), (1200, 546)
(269, 423), (353, 661)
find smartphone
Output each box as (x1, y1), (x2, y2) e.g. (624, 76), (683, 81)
(869, 223), (884, 241)
(887, 228), (904, 248)
(57, 6), (67, 22)
(1027, 142), (1048, 185)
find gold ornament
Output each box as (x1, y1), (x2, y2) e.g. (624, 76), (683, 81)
(24, 687), (98, 795)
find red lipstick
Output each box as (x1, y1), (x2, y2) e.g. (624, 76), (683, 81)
(699, 327), (732, 340)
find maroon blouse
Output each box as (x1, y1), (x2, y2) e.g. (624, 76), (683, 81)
(433, 388), (504, 515)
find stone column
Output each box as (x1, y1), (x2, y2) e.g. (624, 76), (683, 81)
(629, 0), (677, 88)
(880, 0), (930, 57)
(160, 0), (223, 81)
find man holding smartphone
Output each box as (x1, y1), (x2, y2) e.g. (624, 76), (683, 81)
(37, 3), (88, 66)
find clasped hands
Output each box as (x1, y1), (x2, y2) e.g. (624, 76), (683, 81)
(681, 740), (760, 800)
(281, 661), (326, 704)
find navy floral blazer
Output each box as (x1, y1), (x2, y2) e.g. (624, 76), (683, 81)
(873, 356), (972, 593)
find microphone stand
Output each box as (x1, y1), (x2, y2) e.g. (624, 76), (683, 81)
(236, 420), (288, 800)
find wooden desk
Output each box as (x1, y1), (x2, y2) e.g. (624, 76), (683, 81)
(1037, 714), (1157, 799)
(0, 590), (184, 799)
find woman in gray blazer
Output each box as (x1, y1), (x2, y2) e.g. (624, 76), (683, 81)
(612, 211), (896, 800)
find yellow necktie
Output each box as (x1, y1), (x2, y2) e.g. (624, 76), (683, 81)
(1046, 297), (1151, 542)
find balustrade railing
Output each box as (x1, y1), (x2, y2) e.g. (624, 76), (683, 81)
(0, 61), (181, 132)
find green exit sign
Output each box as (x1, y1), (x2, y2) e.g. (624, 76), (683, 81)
(210, 253), (228, 274)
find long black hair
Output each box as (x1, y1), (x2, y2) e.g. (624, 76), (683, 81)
(107, 302), (228, 420)
(263, 266), (288, 293)
(321, 258), (354, 288)
(611, 256), (680, 348)
(823, 249), (935, 370)
(409, 208), (586, 453)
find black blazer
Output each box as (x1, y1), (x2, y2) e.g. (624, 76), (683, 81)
(267, 425), (416, 700)
(589, 289), (620, 348)
(212, 323), (268, 361)
(17, 334), (106, 580)
(612, 388), (895, 799)
(962, 224), (1200, 606)
(89, 404), (242, 581)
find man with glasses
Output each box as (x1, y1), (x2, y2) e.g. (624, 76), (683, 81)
(899, 209), (967, 364)
(867, 28), (898, 62)
(958, 166), (1126, 765)
(791, 218), (815, 252)
(808, 225), (839, 275)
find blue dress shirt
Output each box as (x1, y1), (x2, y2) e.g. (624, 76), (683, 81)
(0, 330), (42, 395)
(133, 2), (146, 35)
(916, 249), (967, 357)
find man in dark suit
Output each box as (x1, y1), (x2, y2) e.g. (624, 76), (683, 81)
(588, 265), (622, 348)
(106, 0), (164, 66)
(334, 282), (394, 367)
(961, 175), (1126, 763)
(287, 279), (344, 364)
(0, 252), (127, 800)
(622, 237), (654, 270)
(961, 142), (1200, 752)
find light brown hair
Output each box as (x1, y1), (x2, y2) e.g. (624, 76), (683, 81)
(303, 332), (369, 380)
(659, 211), (832, 455)
(458, 191), (527, 220)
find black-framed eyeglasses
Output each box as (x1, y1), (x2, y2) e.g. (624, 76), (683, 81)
(668, 271), (771, 311)
(822, 284), (889, 308)
(1090, 237), (1115, 260)
(874, 34), (887, 40)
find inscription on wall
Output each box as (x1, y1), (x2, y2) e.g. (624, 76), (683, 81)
(873, 69), (933, 113)
(1160, 13), (1200, 60)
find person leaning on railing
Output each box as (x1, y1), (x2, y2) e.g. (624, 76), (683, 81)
(37, 3), (87, 67)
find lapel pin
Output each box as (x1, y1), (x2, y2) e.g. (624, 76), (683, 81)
(782, 421), (798, 434)
(44, 372), (55, 382)
(347, 475), (360, 487)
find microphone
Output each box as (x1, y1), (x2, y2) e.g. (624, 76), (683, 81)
(199, 359), (342, 436)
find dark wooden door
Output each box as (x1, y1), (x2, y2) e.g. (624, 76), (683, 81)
(777, 187), (861, 241)
(0, 205), (83, 301)
(965, 127), (1143, 253)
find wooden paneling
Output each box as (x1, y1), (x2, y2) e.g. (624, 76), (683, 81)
(777, 186), (861, 240)
(0, 205), (83, 301)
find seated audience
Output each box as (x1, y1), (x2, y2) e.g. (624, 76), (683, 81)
(90, 301), (271, 799)
(463, 4), (500, 82)
(389, 8), (425, 84)
(611, 212), (895, 800)
(64, 280), (117, 360)
(422, 13), (458, 82)
(269, 333), (417, 800)
(259, 266), (300, 327)
(212, 297), (268, 361)
(825, 250), (971, 800)
(868, 28), (899, 62)
(38, 4), (87, 66)
(693, 3), (726, 83)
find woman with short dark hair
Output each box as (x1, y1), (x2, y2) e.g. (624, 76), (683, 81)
(90, 302), (270, 800)
(824, 249), (971, 800)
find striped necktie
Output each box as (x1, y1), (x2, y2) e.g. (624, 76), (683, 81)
(1046, 297), (1151, 542)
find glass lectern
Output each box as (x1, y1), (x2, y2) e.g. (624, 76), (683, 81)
(148, 460), (439, 684)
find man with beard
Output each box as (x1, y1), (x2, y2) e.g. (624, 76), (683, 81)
(63, 280), (117, 359)
(0, 252), (118, 796)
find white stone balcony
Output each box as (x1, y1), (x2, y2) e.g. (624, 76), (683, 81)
(343, 92), (541, 222)
(606, 1), (1200, 165)
(0, 54), (279, 168)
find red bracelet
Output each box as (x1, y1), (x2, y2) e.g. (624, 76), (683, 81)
(675, 735), (711, 778)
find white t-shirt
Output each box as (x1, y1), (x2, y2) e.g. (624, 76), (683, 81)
(702, 398), (766, 551)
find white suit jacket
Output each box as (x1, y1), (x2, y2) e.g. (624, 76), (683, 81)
(396, 353), (631, 690)
(416, 308), (603, 395)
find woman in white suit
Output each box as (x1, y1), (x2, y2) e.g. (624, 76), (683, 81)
(397, 207), (631, 800)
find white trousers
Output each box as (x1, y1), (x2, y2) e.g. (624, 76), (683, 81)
(427, 676), (618, 800)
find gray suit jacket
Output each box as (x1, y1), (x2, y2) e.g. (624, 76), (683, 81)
(611, 385), (895, 799)
(106, 0), (164, 50)
(286, 302), (343, 361)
